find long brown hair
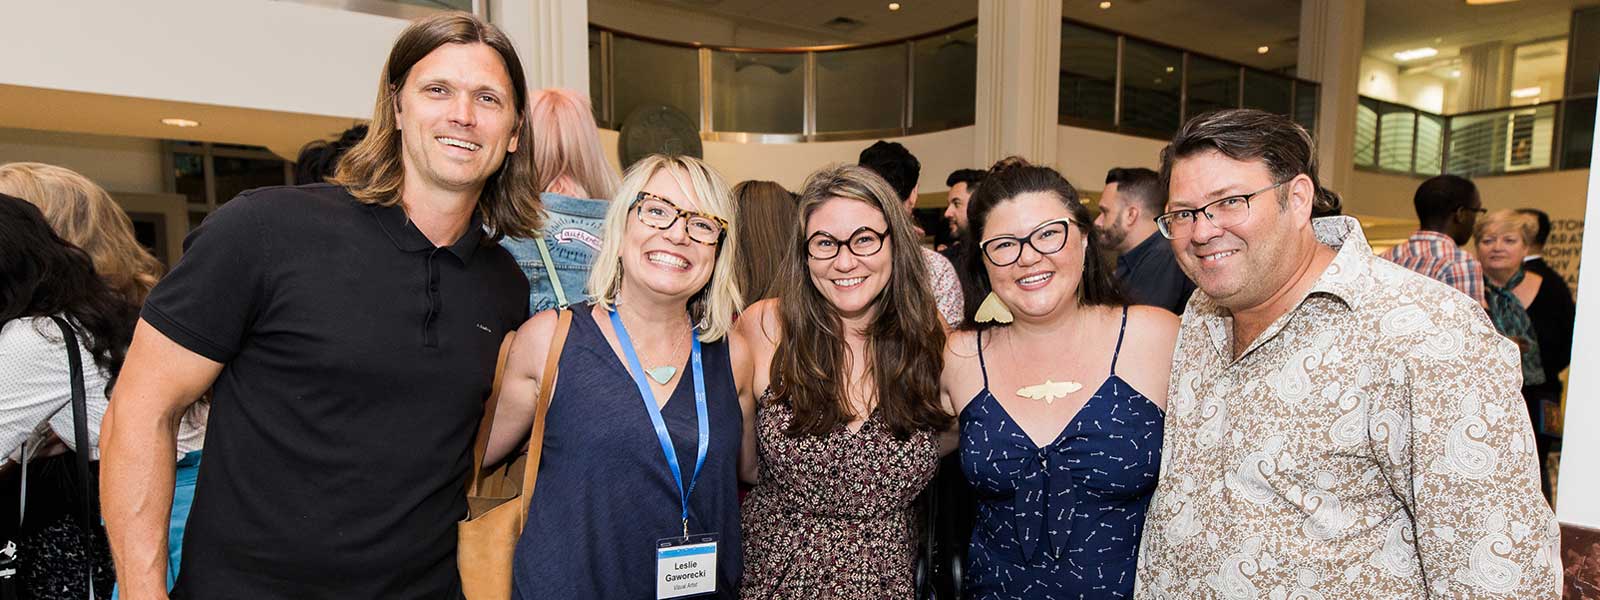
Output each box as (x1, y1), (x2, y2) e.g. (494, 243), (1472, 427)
(0, 162), (164, 308)
(732, 180), (795, 306)
(330, 12), (542, 238)
(772, 164), (950, 439)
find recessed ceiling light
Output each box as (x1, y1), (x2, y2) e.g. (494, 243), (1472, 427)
(1099, 1), (1112, 9)
(1465, 0), (1521, 4)
(1165, 66), (1175, 73)
(888, 2), (900, 10)
(1257, 46), (1270, 54)
(1450, 69), (1462, 78)
(161, 118), (200, 128)
(1393, 47), (1439, 61)
(1511, 86), (1541, 98)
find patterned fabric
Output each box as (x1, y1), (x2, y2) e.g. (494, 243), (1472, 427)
(740, 393), (940, 599)
(0, 316), (109, 461)
(961, 307), (1164, 599)
(923, 247), (965, 327)
(1135, 217), (1561, 599)
(1380, 230), (1487, 307)
(1483, 268), (1546, 387)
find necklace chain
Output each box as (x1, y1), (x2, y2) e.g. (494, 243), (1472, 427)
(618, 305), (689, 369)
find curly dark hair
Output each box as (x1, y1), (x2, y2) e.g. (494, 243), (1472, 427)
(0, 193), (137, 387)
(958, 158), (1127, 330)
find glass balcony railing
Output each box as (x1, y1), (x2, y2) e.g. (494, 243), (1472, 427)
(588, 21), (978, 142)
(1356, 94), (1595, 177)
(1059, 19), (1319, 139)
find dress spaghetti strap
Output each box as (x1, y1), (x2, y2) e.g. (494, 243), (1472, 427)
(1109, 306), (1130, 376)
(976, 328), (991, 389)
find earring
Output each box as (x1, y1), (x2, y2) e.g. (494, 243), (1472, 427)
(975, 291), (1014, 324)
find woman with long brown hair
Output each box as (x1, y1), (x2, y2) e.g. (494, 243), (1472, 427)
(732, 180), (795, 306)
(736, 163), (951, 597)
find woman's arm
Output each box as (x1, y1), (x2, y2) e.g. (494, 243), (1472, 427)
(484, 310), (559, 466)
(732, 299), (782, 484)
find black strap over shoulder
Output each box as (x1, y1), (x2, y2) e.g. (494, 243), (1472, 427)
(48, 316), (97, 598)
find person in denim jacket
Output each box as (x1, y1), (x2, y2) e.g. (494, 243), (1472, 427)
(500, 88), (621, 312)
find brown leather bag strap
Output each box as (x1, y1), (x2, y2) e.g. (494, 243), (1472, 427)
(468, 331), (519, 495)
(517, 309), (573, 525)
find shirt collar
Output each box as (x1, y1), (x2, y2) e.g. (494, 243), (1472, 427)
(1406, 229), (1459, 247)
(370, 202), (486, 262)
(1190, 216), (1376, 360)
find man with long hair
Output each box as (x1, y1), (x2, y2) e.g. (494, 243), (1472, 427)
(100, 13), (537, 599)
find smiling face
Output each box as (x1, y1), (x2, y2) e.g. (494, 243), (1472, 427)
(1166, 150), (1311, 312)
(1475, 225), (1529, 274)
(394, 42), (521, 198)
(981, 191), (1087, 321)
(618, 168), (720, 305)
(806, 197), (893, 322)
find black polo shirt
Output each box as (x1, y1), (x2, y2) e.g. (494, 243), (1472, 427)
(142, 183), (528, 599)
(1114, 231), (1196, 315)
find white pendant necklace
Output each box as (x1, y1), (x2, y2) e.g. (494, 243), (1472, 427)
(619, 307), (688, 384)
(1005, 329), (1083, 404)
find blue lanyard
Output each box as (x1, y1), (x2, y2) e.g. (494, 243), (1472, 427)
(609, 309), (709, 539)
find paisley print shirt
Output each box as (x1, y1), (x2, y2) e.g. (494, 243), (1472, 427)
(1134, 217), (1561, 599)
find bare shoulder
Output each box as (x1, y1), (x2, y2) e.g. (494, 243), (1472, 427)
(1115, 305), (1179, 408)
(944, 328), (982, 362)
(1123, 305), (1181, 341)
(509, 308), (565, 371)
(737, 298), (784, 349)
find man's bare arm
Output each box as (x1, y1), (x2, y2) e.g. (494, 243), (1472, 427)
(101, 320), (222, 599)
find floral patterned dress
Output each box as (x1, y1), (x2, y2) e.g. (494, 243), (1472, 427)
(740, 392), (940, 599)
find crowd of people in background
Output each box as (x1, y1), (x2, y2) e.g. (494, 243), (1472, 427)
(0, 11), (1576, 600)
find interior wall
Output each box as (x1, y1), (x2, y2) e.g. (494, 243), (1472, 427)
(0, 127), (165, 195)
(1358, 57), (1402, 103)
(590, 0), (822, 48)
(0, 1), (405, 119)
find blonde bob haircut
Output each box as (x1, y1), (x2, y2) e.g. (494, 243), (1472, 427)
(1474, 208), (1539, 246)
(330, 12), (542, 238)
(0, 162), (165, 307)
(586, 154), (742, 342)
(528, 88), (619, 201)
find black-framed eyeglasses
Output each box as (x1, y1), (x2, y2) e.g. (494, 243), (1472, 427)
(1154, 179), (1289, 240)
(807, 226), (888, 260)
(631, 191), (727, 246)
(979, 218), (1075, 267)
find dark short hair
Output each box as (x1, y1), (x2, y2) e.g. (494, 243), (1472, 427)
(295, 124), (369, 185)
(1159, 109), (1341, 218)
(946, 169), (986, 190)
(1104, 167), (1162, 213)
(1516, 208), (1552, 247)
(858, 140), (920, 202)
(1413, 174), (1479, 227)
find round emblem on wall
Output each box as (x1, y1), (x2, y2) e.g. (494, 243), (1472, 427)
(619, 104), (703, 169)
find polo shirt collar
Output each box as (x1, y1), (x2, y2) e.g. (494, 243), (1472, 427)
(370, 202), (486, 262)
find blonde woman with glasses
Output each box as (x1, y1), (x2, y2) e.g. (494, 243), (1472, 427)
(485, 154), (751, 599)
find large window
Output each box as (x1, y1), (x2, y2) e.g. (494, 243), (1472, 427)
(165, 142), (292, 230)
(590, 22), (977, 140)
(1057, 19), (1318, 139)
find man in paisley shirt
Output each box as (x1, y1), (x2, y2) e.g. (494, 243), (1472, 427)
(1133, 109), (1560, 599)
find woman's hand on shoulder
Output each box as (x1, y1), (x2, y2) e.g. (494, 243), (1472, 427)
(1120, 305), (1180, 411)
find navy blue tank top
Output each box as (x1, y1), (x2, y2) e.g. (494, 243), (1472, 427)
(512, 306), (742, 598)
(959, 307), (1164, 599)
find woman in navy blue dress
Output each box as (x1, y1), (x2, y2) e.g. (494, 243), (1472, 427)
(939, 161), (1178, 599)
(486, 154), (754, 599)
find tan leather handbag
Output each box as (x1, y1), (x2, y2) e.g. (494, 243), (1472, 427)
(458, 309), (572, 599)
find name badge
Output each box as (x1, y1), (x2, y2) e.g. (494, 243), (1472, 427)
(655, 533), (718, 599)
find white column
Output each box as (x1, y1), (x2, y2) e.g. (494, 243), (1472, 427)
(1556, 77), (1600, 528)
(973, 0), (1062, 169)
(491, 0), (590, 94)
(1296, 0), (1364, 200)
(1455, 41), (1512, 112)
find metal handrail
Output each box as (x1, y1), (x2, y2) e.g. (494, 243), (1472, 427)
(1354, 94), (1589, 177)
(589, 20), (978, 54)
